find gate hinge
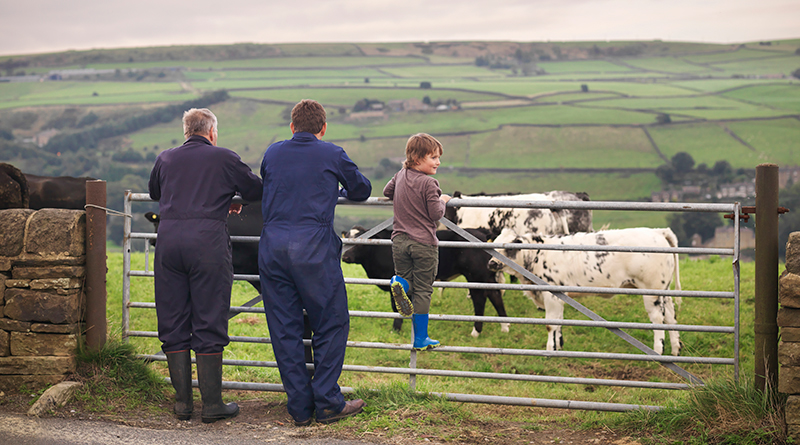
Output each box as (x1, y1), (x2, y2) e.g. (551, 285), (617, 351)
(724, 205), (789, 222)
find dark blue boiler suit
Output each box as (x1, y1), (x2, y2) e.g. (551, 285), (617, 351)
(149, 135), (262, 354)
(258, 132), (371, 421)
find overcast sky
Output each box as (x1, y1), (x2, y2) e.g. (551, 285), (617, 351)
(2, 0), (798, 56)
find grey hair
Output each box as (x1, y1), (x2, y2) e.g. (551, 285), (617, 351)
(182, 108), (218, 138)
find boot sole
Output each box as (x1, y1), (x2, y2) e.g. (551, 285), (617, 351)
(201, 407), (240, 424)
(413, 343), (440, 351)
(391, 282), (414, 317)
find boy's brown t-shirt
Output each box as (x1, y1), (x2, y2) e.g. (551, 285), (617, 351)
(383, 168), (446, 246)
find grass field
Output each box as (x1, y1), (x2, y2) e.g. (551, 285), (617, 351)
(110, 249), (753, 412)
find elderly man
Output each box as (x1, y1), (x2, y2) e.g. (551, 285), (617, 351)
(149, 108), (262, 423)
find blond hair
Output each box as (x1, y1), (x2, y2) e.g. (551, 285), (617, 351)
(403, 133), (442, 169)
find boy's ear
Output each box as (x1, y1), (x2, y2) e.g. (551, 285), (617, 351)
(290, 122), (296, 133)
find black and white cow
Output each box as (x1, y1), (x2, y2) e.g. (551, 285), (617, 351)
(444, 191), (593, 239)
(487, 227), (682, 355)
(342, 226), (508, 337)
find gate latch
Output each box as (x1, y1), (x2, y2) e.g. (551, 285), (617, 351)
(725, 206), (789, 222)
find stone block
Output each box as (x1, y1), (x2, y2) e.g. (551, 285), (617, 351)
(10, 332), (77, 356)
(780, 342), (800, 366)
(28, 381), (82, 417)
(0, 318), (31, 332)
(13, 266), (85, 279)
(0, 209), (35, 257)
(0, 375), (65, 393)
(778, 308), (800, 328)
(5, 279), (30, 288)
(784, 328), (800, 343)
(789, 424), (800, 442)
(782, 273), (800, 309)
(0, 330), (8, 356)
(0, 356), (76, 375)
(0, 275), (5, 298)
(24, 209), (85, 258)
(4, 289), (82, 324)
(31, 323), (83, 335)
(788, 232), (800, 275)
(0, 258), (12, 272)
(786, 395), (800, 425)
(30, 278), (79, 290)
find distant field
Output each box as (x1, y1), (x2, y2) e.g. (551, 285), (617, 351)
(2, 39), (799, 234)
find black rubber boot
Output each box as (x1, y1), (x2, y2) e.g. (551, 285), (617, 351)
(165, 350), (193, 421)
(196, 353), (239, 423)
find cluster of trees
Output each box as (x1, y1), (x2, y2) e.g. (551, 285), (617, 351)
(44, 90), (229, 154)
(655, 151), (745, 186)
(352, 98), (385, 112)
(668, 212), (724, 247)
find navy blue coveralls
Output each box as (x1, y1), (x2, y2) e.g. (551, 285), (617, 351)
(258, 132), (371, 421)
(149, 135), (262, 354)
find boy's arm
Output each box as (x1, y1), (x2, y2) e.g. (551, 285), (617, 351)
(425, 179), (447, 221)
(383, 174), (397, 199)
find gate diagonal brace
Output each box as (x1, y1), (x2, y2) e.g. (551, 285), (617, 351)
(438, 217), (704, 385)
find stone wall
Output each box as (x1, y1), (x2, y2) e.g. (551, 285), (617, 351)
(0, 208), (86, 393)
(779, 232), (800, 437)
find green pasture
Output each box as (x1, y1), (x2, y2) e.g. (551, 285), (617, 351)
(0, 80), (192, 109)
(681, 47), (782, 64)
(726, 118), (800, 166)
(647, 122), (761, 168)
(463, 125), (663, 169)
(709, 56), (800, 77)
(109, 252), (752, 409)
(619, 57), (715, 74)
(183, 67), (392, 81)
(375, 64), (502, 79)
(670, 78), (791, 93)
(583, 94), (791, 120)
(86, 56), (429, 71)
(720, 84), (800, 112)
(537, 59), (635, 74)
(228, 86), (502, 106)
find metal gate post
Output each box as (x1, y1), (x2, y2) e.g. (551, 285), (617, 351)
(754, 163), (779, 392)
(85, 180), (107, 351)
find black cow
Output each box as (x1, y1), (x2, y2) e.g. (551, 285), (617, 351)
(342, 226), (508, 336)
(0, 163), (29, 209)
(24, 173), (94, 210)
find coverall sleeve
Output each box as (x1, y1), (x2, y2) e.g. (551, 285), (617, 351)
(148, 159), (162, 201)
(337, 149), (372, 201)
(228, 154), (263, 202)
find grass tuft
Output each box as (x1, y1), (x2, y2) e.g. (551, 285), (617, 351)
(72, 338), (168, 413)
(613, 377), (787, 444)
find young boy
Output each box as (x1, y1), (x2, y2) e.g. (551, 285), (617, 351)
(383, 133), (451, 350)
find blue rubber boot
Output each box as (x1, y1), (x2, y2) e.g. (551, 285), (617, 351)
(390, 275), (414, 317)
(412, 314), (440, 351)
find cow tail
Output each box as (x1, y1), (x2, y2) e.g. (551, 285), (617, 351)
(665, 228), (682, 310)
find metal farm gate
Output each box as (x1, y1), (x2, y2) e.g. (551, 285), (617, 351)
(122, 191), (742, 412)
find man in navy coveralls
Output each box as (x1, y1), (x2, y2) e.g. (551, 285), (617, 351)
(149, 108), (262, 423)
(259, 99), (371, 426)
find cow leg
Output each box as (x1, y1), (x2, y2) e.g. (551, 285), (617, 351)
(642, 295), (666, 355)
(469, 289), (487, 338)
(661, 296), (682, 356)
(484, 289), (509, 333)
(543, 292), (564, 351)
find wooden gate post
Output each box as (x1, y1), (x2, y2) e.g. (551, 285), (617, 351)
(85, 180), (108, 351)
(755, 163), (779, 392)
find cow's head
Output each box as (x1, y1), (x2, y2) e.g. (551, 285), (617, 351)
(144, 212), (160, 246)
(341, 225), (367, 264)
(487, 228), (543, 273)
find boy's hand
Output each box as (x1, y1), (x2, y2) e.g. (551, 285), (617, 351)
(440, 194), (452, 203)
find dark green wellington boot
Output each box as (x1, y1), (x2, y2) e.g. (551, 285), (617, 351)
(165, 350), (193, 420)
(196, 353), (239, 423)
